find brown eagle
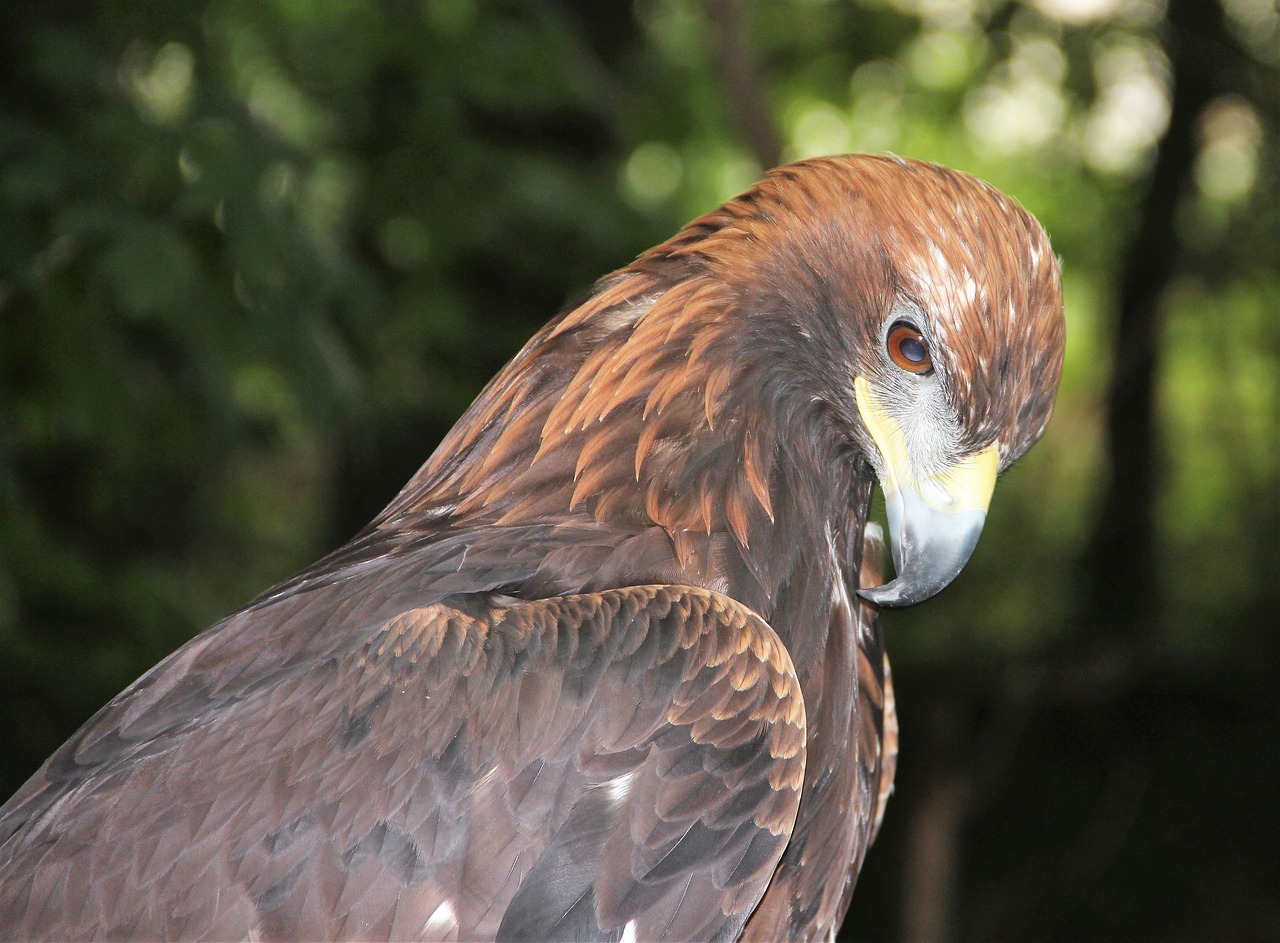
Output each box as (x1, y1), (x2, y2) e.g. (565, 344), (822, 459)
(0, 155), (1064, 941)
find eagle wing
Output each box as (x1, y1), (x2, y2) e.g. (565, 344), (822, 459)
(0, 583), (806, 942)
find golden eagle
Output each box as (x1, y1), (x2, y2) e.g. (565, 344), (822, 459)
(0, 155), (1064, 941)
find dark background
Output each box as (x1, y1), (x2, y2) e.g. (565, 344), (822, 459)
(1, 1), (1277, 940)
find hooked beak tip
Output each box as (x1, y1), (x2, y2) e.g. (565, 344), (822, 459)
(854, 582), (895, 609)
(857, 501), (989, 609)
(856, 575), (950, 610)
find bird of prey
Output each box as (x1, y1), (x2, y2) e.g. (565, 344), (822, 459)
(0, 155), (1064, 941)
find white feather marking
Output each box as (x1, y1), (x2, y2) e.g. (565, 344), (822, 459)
(621, 920), (638, 943)
(606, 772), (634, 807)
(929, 241), (950, 272)
(424, 899), (458, 937)
(827, 526), (860, 641)
(469, 766), (499, 796)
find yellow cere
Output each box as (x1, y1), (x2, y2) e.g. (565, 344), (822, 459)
(853, 376), (998, 514)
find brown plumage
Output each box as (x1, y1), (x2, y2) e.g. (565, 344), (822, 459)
(0, 155), (1064, 941)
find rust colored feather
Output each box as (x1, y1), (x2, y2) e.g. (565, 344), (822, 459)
(697, 480), (716, 536)
(741, 426), (775, 522)
(724, 487), (753, 550)
(633, 415), (664, 481)
(702, 362), (734, 430)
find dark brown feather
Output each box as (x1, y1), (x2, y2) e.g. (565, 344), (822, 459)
(1, 586), (804, 941)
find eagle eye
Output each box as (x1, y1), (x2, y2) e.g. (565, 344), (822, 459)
(887, 321), (933, 375)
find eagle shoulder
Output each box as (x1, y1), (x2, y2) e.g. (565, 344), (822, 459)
(0, 584), (807, 943)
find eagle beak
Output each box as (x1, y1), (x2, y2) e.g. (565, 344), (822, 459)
(853, 377), (998, 609)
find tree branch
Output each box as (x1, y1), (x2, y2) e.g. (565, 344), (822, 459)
(703, 0), (783, 169)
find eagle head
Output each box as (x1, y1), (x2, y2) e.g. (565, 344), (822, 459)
(669, 155), (1066, 607)
(846, 159), (1064, 606)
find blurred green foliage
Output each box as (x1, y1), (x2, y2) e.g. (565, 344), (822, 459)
(1, 1), (1277, 940)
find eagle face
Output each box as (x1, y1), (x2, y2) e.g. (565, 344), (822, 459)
(0, 154), (1064, 943)
(650, 154), (1065, 607)
(847, 160), (1064, 606)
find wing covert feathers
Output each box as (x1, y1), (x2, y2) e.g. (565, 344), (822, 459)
(0, 585), (805, 943)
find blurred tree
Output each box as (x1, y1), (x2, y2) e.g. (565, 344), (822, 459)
(0, 0), (1276, 940)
